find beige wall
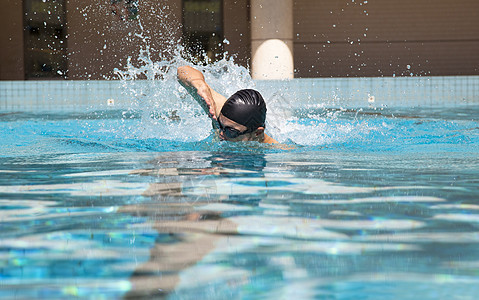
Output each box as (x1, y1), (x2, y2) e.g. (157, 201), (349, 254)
(223, 0), (251, 68)
(0, 0), (25, 80)
(0, 0), (250, 80)
(293, 0), (479, 77)
(66, 0), (251, 79)
(2, 0), (478, 80)
(66, 0), (182, 79)
(66, 0), (253, 79)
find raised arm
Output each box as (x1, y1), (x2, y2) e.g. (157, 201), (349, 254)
(177, 66), (227, 120)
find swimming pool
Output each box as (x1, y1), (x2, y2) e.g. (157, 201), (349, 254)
(1, 75), (479, 299)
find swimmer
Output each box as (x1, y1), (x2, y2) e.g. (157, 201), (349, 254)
(177, 66), (278, 144)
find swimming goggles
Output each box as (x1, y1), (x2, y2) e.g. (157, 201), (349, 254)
(217, 119), (252, 139)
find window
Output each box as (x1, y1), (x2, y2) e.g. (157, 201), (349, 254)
(24, 0), (67, 79)
(110, 0), (139, 21)
(182, 0), (223, 63)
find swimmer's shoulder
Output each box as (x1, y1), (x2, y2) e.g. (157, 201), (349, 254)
(263, 134), (296, 149)
(263, 134), (278, 144)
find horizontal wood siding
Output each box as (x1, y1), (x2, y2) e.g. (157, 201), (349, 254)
(294, 0), (479, 77)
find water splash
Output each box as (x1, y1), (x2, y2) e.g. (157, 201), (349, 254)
(101, 5), (379, 147)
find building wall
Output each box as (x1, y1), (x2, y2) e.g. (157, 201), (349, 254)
(66, 0), (182, 79)
(0, 0), (25, 80)
(293, 0), (479, 77)
(223, 0), (251, 68)
(2, 0), (478, 80)
(65, 0), (251, 78)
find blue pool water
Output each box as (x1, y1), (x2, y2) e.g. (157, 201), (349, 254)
(1, 103), (478, 299)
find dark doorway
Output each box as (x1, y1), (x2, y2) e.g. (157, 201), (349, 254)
(182, 0), (224, 63)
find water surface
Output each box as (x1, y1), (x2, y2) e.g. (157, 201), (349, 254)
(1, 106), (478, 299)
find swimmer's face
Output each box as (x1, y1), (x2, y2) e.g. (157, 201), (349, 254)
(218, 114), (265, 142)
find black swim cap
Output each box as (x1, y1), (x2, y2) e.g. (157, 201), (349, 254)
(220, 89), (267, 130)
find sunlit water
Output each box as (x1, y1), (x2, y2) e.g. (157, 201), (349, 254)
(1, 105), (479, 299)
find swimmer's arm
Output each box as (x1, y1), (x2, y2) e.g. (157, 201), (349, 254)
(177, 66), (227, 120)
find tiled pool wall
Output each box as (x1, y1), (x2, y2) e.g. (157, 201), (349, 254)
(1, 76), (478, 111)
(256, 76), (479, 108)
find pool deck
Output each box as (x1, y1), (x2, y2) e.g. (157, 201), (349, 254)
(1, 76), (478, 111)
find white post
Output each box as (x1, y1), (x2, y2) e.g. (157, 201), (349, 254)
(251, 0), (294, 80)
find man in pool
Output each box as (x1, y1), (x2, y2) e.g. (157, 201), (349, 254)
(177, 66), (277, 144)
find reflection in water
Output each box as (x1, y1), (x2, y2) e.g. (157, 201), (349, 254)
(122, 152), (267, 298)
(117, 151), (479, 298)
(1, 151), (479, 299)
